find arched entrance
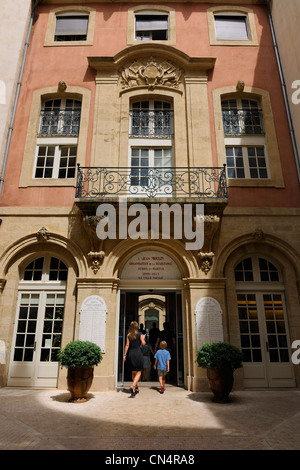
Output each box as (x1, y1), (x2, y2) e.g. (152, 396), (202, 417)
(117, 250), (184, 387)
(234, 254), (296, 388)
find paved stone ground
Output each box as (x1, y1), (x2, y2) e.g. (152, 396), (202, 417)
(0, 386), (300, 451)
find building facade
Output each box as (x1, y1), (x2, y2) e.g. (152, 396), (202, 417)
(0, 0), (300, 392)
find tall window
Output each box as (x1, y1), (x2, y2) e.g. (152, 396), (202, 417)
(129, 99), (173, 195)
(222, 97), (268, 180)
(135, 12), (169, 40)
(235, 256), (289, 364)
(35, 98), (81, 179)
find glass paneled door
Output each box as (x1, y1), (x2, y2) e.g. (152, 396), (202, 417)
(130, 147), (173, 197)
(8, 255), (67, 387)
(235, 256), (295, 388)
(129, 99), (173, 197)
(8, 291), (65, 387)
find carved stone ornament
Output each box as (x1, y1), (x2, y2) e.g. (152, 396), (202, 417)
(58, 80), (67, 92)
(120, 57), (183, 90)
(198, 252), (215, 275)
(251, 228), (265, 240)
(36, 227), (50, 241)
(236, 80), (245, 92)
(88, 251), (105, 274)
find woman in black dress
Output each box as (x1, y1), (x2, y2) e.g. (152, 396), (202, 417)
(123, 321), (146, 396)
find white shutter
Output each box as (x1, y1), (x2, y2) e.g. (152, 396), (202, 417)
(55, 16), (88, 36)
(215, 16), (248, 40)
(136, 15), (168, 31)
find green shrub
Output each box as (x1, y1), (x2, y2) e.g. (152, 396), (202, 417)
(58, 340), (103, 368)
(196, 342), (243, 370)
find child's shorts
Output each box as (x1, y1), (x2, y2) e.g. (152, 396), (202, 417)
(157, 369), (168, 376)
(143, 357), (148, 368)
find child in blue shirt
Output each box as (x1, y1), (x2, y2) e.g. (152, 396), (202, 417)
(154, 340), (171, 394)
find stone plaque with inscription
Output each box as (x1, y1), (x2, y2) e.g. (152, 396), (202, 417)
(121, 251), (181, 280)
(195, 297), (223, 349)
(79, 296), (107, 352)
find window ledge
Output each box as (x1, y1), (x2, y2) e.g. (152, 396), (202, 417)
(20, 180), (76, 188)
(228, 179), (285, 188)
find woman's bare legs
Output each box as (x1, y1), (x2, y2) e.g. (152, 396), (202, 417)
(130, 371), (142, 394)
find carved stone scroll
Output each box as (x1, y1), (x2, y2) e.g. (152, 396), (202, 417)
(120, 57), (183, 90)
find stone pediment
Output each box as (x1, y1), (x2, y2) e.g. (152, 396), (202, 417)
(88, 44), (216, 86)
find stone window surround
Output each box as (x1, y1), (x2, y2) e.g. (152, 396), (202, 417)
(213, 86), (284, 188)
(19, 86), (91, 188)
(127, 5), (176, 46)
(207, 6), (258, 46)
(44, 6), (96, 47)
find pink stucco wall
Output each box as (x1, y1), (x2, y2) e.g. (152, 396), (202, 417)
(1, 3), (299, 208)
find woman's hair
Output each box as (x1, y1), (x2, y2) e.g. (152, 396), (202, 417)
(127, 321), (139, 340)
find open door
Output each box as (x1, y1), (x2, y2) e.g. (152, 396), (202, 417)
(118, 290), (183, 386)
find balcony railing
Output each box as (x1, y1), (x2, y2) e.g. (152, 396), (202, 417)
(222, 108), (264, 135)
(39, 109), (81, 136)
(129, 109), (173, 138)
(75, 165), (228, 200)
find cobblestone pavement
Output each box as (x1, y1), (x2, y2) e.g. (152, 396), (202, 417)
(0, 386), (300, 451)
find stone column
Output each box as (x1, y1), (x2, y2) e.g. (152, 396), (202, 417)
(91, 74), (119, 167)
(185, 75), (213, 168)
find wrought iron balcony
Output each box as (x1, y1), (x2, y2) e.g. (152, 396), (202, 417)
(129, 109), (173, 138)
(38, 109), (81, 136)
(75, 165), (228, 200)
(222, 108), (264, 135)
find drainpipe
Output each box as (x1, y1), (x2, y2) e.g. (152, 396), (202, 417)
(267, 0), (300, 184)
(0, 0), (40, 199)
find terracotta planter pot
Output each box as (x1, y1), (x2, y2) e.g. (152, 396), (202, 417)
(206, 366), (234, 403)
(67, 366), (94, 402)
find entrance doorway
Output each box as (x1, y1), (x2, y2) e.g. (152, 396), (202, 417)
(7, 255), (67, 387)
(118, 290), (183, 386)
(235, 255), (296, 388)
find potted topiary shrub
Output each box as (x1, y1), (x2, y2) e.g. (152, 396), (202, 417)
(196, 342), (243, 402)
(58, 340), (103, 402)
